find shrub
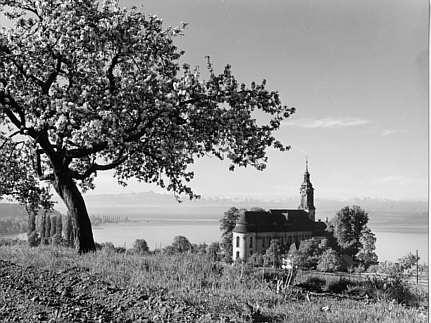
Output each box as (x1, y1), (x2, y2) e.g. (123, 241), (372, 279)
(171, 236), (192, 253)
(289, 238), (327, 270)
(317, 249), (343, 272)
(133, 239), (149, 255)
(27, 231), (40, 247)
(51, 233), (65, 246)
(100, 242), (116, 251)
(297, 277), (325, 292)
(354, 264), (365, 273)
(207, 242), (220, 261)
(324, 278), (349, 293)
(248, 253), (264, 267)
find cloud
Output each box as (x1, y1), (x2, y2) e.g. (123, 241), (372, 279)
(282, 117), (371, 129)
(381, 129), (408, 136)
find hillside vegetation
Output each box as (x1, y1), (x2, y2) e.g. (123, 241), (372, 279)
(0, 244), (427, 323)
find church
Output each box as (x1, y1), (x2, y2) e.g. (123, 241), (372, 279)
(232, 161), (327, 261)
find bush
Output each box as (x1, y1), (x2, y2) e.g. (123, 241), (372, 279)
(207, 242), (220, 261)
(171, 236), (192, 253)
(27, 231), (40, 247)
(99, 242), (116, 251)
(248, 253), (264, 267)
(133, 239), (149, 255)
(317, 249), (343, 272)
(297, 277), (325, 292)
(324, 278), (349, 293)
(354, 264), (365, 273)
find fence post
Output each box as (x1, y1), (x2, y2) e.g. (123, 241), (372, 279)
(416, 249), (419, 285)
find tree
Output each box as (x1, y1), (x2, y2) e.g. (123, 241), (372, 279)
(317, 248), (343, 272)
(398, 252), (419, 274)
(133, 239), (149, 255)
(355, 227), (378, 268)
(264, 239), (281, 268)
(219, 207), (244, 261)
(331, 206), (368, 258)
(0, 0), (294, 253)
(171, 235), (192, 253)
(0, 133), (53, 246)
(207, 242), (220, 261)
(289, 238), (325, 270)
(192, 242), (207, 254)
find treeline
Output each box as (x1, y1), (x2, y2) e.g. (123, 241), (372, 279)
(90, 215), (129, 226)
(95, 235), (222, 262)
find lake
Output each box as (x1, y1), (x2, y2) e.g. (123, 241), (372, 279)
(91, 218), (428, 264)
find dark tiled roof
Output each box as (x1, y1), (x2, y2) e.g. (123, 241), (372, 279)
(233, 209), (324, 233)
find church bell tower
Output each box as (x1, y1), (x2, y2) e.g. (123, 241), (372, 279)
(299, 159), (315, 221)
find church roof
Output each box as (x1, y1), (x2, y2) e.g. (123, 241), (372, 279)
(233, 209), (323, 234)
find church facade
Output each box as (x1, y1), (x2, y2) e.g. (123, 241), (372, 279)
(232, 162), (326, 261)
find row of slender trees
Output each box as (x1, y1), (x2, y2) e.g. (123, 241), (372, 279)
(27, 209), (75, 247)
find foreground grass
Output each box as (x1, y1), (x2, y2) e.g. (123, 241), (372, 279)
(0, 244), (428, 323)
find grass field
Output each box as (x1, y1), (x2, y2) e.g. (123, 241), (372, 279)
(0, 244), (428, 322)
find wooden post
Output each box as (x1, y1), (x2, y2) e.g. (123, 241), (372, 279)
(416, 249), (419, 285)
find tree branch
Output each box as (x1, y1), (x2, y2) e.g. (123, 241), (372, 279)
(107, 53), (122, 94)
(65, 142), (108, 159)
(42, 56), (62, 95)
(70, 150), (127, 180)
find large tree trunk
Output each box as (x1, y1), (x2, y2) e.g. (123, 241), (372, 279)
(53, 174), (95, 253)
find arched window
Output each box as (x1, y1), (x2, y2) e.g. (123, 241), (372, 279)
(236, 236), (240, 248)
(249, 237), (253, 248)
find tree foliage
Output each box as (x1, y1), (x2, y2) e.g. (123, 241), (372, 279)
(316, 248), (343, 272)
(0, 0), (294, 253)
(398, 252), (419, 274)
(207, 242), (220, 261)
(264, 239), (281, 268)
(133, 239), (149, 255)
(219, 207), (244, 261)
(355, 227), (378, 268)
(331, 206), (369, 258)
(289, 238), (326, 270)
(171, 235), (192, 253)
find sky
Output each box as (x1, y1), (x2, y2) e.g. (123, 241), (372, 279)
(2, 0), (429, 201)
(86, 0), (428, 201)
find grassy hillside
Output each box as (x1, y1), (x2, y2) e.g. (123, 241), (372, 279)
(0, 244), (428, 322)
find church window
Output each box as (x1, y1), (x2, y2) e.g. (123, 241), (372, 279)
(249, 237), (253, 248)
(236, 251), (239, 259)
(236, 236), (240, 248)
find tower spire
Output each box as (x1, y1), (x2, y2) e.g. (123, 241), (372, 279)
(299, 157), (315, 221)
